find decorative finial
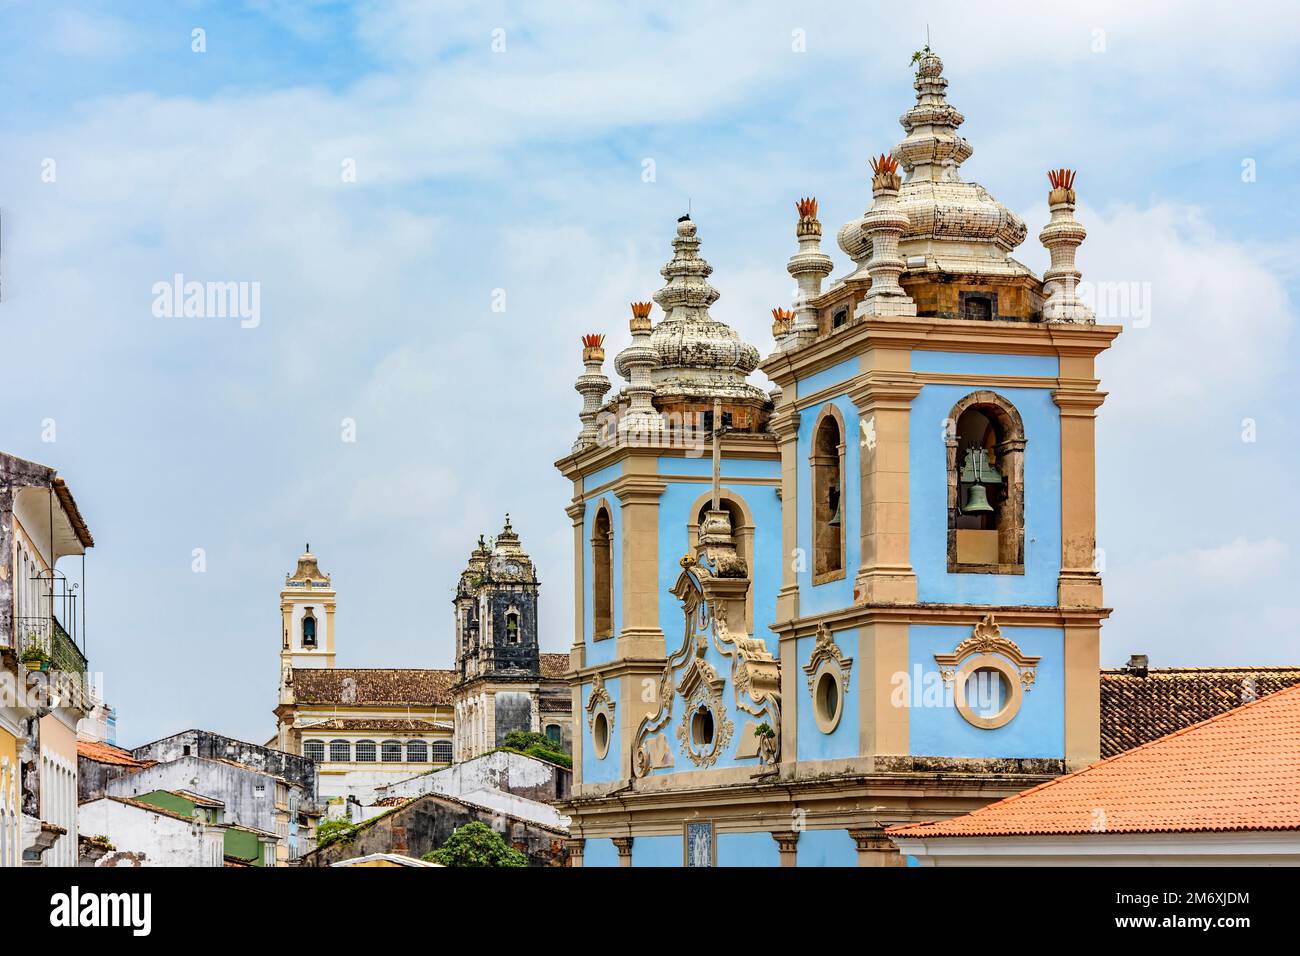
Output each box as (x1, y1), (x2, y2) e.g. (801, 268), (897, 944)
(854, 150), (917, 319)
(771, 307), (794, 339)
(787, 197), (832, 341)
(305, 542), (310, 553)
(1040, 168), (1093, 323)
(574, 334), (611, 451)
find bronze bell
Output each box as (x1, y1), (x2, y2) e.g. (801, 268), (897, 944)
(963, 483), (994, 514)
(828, 485), (842, 526)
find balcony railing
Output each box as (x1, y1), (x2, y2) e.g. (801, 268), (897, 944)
(16, 615), (90, 708)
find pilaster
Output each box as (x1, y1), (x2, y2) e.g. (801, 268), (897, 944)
(772, 830), (800, 867)
(614, 469), (667, 659)
(1053, 387), (1107, 607)
(849, 372), (921, 605)
(849, 825), (905, 867)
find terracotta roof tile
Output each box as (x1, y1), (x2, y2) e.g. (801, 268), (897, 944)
(303, 718), (449, 733)
(1100, 666), (1300, 757)
(539, 654), (570, 679)
(77, 740), (154, 769)
(291, 668), (457, 706)
(891, 682), (1300, 839)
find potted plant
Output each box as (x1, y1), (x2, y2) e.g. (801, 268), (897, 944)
(21, 642), (51, 672)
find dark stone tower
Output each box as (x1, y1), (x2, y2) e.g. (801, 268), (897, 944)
(453, 515), (541, 681)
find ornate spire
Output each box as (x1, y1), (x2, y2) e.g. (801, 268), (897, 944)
(786, 197), (833, 341)
(895, 49), (973, 184)
(573, 333), (610, 451)
(855, 154), (917, 318)
(614, 301), (663, 438)
(286, 546), (330, 586)
(647, 216), (766, 405)
(1039, 169), (1095, 323)
(835, 49), (1027, 283)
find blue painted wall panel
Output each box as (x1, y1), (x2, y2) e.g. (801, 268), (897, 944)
(911, 350), (1059, 378)
(796, 358), (859, 399)
(581, 678), (622, 783)
(796, 394), (860, 614)
(797, 829), (857, 866)
(718, 831), (781, 867)
(910, 383), (1061, 605)
(585, 837), (619, 868)
(907, 623), (1065, 759)
(632, 834), (682, 867)
(795, 628), (859, 762)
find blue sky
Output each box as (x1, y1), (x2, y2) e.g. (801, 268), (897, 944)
(2, 1), (1297, 746)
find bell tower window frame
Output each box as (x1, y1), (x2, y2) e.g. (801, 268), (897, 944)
(946, 391), (1026, 575)
(591, 501), (614, 641)
(810, 406), (847, 585)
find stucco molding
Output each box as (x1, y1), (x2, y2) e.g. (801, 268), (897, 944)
(934, 614), (1040, 730)
(586, 673), (616, 760)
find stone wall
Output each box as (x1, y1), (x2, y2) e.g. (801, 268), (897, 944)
(302, 792), (568, 867)
(131, 729), (318, 801)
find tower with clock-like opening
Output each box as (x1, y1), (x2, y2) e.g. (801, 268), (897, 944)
(451, 515), (571, 760)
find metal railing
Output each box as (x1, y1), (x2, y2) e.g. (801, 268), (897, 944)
(16, 615), (90, 708)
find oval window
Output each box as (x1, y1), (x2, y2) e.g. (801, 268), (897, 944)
(592, 711), (610, 759)
(690, 706), (715, 748)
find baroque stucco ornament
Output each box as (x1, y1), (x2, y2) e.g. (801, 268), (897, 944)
(935, 614), (1041, 730)
(802, 623), (854, 697)
(586, 672), (615, 759)
(632, 555), (782, 776)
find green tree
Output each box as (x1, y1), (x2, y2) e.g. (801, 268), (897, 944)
(423, 822), (528, 867)
(500, 730), (572, 768)
(316, 818), (355, 848)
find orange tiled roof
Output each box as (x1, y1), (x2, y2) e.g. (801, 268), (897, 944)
(292, 668), (457, 706)
(303, 717), (449, 733)
(77, 740), (153, 769)
(539, 653), (570, 679)
(891, 682), (1300, 839)
(1100, 666), (1300, 757)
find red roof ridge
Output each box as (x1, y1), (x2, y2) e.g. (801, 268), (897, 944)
(890, 681), (1300, 837)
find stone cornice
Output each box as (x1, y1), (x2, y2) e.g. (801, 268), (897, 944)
(760, 316), (1122, 387)
(772, 602), (1111, 639)
(556, 434), (779, 484)
(614, 476), (668, 504)
(848, 372), (923, 412)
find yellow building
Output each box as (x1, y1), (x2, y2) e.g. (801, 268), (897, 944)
(273, 525), (571, 802)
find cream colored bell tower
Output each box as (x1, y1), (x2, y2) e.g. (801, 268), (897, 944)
(279, 545), (336, 672)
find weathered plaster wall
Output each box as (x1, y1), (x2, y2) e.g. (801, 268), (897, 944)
(303, 792), (568, 867)
(132, 730), (317, 801)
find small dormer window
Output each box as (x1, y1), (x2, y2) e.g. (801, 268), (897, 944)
(831, 307), (848, 329)
(302, 610), (317, 648)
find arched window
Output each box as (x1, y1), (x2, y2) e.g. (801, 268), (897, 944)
(381, 740), (403, 763)
(328, 739), (350, 762)
(545, 724), (562, 746)
(505, 610), (520, 644)
(303, 740), (325, 762)
(431, 740), (453, 763)
(947, 392), (1026, 572)
(695, 499), (743, 555)
(811, 410), (845, 581)
(406, 740), (428, 762)
(301, 611), (317, 648)
(355, 740), (377, 762)
(591, 504), (614, 640)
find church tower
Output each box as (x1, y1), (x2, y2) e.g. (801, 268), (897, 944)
(279, 546), (336, 672)
(452, 517), (570, 761)
(557, 49), (1120, 868)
